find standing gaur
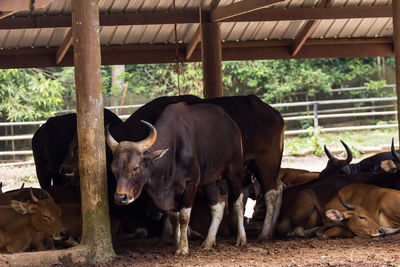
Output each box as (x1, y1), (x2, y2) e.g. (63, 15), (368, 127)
(109, 94), (284, 241)
(107, 102), (247, 255)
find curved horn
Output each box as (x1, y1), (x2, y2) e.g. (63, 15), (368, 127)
(106, 126), (119, 152)
(340, 199), (354, 210)
(325, 141), (353, 168)
(324, 145), (334, 160)
(340, 140), (353, 165)
(30, 188), (38, 203)
(133, 120), (157, 153)
(391, 138), (400, 163)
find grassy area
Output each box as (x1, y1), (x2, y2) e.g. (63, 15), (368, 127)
(284, 128), (398, 157)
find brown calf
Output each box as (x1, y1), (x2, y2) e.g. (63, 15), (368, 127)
(0, 189), (69, 253)
(318, 184), (400, 238)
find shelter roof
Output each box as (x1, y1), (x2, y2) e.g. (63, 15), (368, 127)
(0, 0), (394, 68)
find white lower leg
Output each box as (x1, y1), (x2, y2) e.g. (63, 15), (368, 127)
(234, 193), (246, 246)
(259, 184), (283, 240)
(201, 201), (225, 250)
(176, 207), (191, 255)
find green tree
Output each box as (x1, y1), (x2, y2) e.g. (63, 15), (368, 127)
(0, 69), (65, 121)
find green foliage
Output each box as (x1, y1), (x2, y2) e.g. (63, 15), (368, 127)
(299, 118), (314, 130)
(0, 69), (65, 121)
(284, 128), (398, 157)
(311, 135), (323, 156)
(363, 80), (389, 97)
(222, 60), (333, 103)
(121, 63), (203, 98)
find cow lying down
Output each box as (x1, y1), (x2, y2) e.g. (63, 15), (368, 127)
(0, 185), (80, 252)
(317, 183), (400, 239)
(0, 188), (69, 253)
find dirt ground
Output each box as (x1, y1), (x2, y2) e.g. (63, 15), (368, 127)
(1, 155), (399, 266)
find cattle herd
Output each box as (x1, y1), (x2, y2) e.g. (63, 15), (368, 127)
(1, 94), (400, 255)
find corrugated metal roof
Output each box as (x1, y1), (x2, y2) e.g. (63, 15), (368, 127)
(0, 0), (394, 61)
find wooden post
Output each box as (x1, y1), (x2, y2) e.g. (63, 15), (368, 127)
(394, 1), (400, 144)
(201, 16), (223, 98)
(71, 0), (115, 263)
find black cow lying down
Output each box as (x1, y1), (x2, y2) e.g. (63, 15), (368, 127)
(107, 103), (247, 255)
(321, 139), (400, 176)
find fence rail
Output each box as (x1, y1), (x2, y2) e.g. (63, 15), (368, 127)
(1, 93), (398, 165)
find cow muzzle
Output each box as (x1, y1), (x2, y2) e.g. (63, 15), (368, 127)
(114, 193), (134, 205)
(54, 231), (70, 241)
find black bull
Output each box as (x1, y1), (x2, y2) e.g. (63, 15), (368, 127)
(109, 95), (284, 240)
(107, 102), (247, 254)
(32, 108), (122, 189)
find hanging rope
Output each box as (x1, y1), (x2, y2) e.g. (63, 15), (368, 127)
(172, 0), (184, 95)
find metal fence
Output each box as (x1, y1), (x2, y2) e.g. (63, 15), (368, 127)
(0, 89), (398, 166)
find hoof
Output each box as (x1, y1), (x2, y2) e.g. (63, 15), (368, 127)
(201, 239), (215, 250)
(235, 237), (247, 247)
(175, 247), (189, 255)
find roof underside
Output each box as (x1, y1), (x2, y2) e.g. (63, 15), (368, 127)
(0, 0), (394, 68)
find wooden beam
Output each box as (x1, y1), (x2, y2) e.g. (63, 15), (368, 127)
(393, 0), (400, 144)
(201, 22), (223, 98)
(291, 0), (332, 56)
(0, 6), (392, 30)
(185, 0), (221, 60)
(185, 27), (201, 60)
(0, 38), (394, 68)
(224, 6), (392, 22)
(0, 0), (54, 11)
(210, 0), (284, 22)
(55, 28), (73, 65)
(71, 0), (114, 262)
(0, 11), (17, 20)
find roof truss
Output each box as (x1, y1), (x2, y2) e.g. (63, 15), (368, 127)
(0, 6), (392, 30)
(0, 37), (393, 68)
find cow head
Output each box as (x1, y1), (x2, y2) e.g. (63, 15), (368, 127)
(106, 120), (168, 205)
(59, 133), (80, 188)
(10, 188), (69, 241)
(381, 138), (400, 173)
(325, 199), (384, 237)
(320, 140), (353, 176)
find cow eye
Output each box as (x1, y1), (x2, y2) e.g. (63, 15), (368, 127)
(42, 215), (51, 220)
(359, 216), (367, 220)
(133, 167), (139, 172)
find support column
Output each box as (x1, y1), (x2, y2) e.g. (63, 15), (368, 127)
(201, 20), (223, 98)
(72, 0), (115, 262)
(394, 1), (400, 144)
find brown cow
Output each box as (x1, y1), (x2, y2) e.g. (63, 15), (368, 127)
(279, 168), (319, 188)
(0, 189), (69, 253)
(318, 184), (400, 239)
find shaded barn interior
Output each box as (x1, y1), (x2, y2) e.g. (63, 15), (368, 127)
(0, 0), (399, 265)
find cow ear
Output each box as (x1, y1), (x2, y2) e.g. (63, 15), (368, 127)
(10, 200), (29, 214)
(325, 209), (345, 222)
(144, 148), (169, 166)
(381, 160), (397, 173)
